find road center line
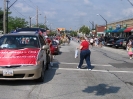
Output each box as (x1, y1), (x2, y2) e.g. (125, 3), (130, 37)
(51, 67), (133, 73)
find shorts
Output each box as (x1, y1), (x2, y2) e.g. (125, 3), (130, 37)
(90, 43), (93, 45)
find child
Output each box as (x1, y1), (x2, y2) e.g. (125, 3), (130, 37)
(127, 39), (133, 59)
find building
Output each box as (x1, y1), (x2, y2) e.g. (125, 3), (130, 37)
(96, 25), (106, 37)
(95, 17), (133, 38)
(106, 18), (133, 38)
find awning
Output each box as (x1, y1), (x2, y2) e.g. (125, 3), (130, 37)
(124, 27), (133, 32)
(118, 28), (126, 33)
(106, 29), (112, 33)
(111, 28), (121, 33)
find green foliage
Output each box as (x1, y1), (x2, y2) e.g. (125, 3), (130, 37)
(79, 25), (90, 34)
(47, 31), (56, 36)
(8, 16), (28, 32)
(32, 24), (49, 30)
(70, 31), (77, 37)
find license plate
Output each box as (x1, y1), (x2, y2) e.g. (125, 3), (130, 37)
(3, 69), (13, 76)
(115, 45), (118, 46)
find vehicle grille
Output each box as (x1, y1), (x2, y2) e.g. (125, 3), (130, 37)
(0, 74), (25, 78)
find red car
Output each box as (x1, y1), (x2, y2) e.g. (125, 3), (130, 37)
(51, 41), (59, 55)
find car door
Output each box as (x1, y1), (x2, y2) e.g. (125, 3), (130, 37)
(38, 35), (47, 68)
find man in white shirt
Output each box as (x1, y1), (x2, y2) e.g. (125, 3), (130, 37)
(90, 38), (94, 47)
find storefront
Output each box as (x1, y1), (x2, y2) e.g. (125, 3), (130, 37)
(123, 27), (133, 37)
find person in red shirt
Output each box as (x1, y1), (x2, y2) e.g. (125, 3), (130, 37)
(77, 37), (92, 70)
(46, 37), (54, 66)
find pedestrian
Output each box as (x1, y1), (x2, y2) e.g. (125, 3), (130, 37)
(99, 36), (104, 47)
(90, 37), (94, 47)
(127, 39), (133, 59)
(77, 37), (92, 70)
(94, 36), (98, 47)
(45, 37), (54, 66)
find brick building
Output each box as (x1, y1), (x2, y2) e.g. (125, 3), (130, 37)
(95, 25), (106, 37)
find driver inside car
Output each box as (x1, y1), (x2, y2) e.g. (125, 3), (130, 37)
(1, 39), (17, 48)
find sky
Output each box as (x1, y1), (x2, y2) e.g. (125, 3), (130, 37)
(1, 0), (133, 30)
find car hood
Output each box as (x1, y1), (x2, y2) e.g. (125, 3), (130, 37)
(0, 48), (40, 66)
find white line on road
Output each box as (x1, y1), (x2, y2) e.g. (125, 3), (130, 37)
(51, 67), (133, 73)
(58, 62), (112, 67)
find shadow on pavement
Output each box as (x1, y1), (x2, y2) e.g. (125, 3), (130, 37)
(81, 65), (95, 69)
(40, 59), (59, 84)
(82, 84), (120, 95)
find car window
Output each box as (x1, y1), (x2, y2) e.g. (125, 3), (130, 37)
(116, 39), (124, 42)
(52, 41), (57, 45)
(0, 35), (39, 49)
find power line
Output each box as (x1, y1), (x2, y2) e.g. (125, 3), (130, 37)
(11, 6), (28, 19)
(23, 0), (36, 9)
(29, 0), (37, 8)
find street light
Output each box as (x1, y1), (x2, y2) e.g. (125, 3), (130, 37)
(127, 0), (133, 6)
(97, 14), (107, 35)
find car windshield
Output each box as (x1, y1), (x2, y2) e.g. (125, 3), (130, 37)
(52, 41), (57, 45)
(0, 35), (40, 49)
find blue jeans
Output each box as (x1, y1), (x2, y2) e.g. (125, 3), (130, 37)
(78, 49), (91, 69)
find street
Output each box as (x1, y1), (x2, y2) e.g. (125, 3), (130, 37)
(0, 40), (133, 99)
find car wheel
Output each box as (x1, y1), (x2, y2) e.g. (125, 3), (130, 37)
(46, 54), (50, 70)
(36, 66), (45, 82)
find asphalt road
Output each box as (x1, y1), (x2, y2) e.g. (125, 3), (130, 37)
(0, 41), (133, 99)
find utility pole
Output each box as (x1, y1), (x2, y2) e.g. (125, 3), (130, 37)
(44, 16), (46, 30)
(5, 0), (17, 33)
(89, 21), (94, 29)
(6, 0), (9, 33)
(36, 6), (38, 27)
(29, 16), (31, 28)
(3, 0), (6, 34)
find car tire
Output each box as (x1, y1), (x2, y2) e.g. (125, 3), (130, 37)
(46, 54), (50, 70)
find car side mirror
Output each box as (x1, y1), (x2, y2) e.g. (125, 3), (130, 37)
(42, 45), (49, 50)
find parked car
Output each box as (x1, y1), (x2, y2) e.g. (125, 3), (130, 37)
(126, 35), (133, 46)
(0, 32), (50, 82)
(105, 39), (114, 47)
(122, 38), (127, 49)
(51, 40), (60, 55)
(121, 35), (133, 50)
(113, 39), (125, 48)
(105, 37), (124, 47)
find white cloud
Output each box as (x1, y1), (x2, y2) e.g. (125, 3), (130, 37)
(84, 0), (91, 5)
(14, 3), (33, 12)
(58, 18), (65, 22)
(122, 8), (133, 16)
(106, 11), (112, 17)
(44, 11), (57, 18)
(74, 11), (87, 17)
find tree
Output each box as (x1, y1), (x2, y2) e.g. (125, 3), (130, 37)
(0, 8), (3, 30)
(8, 16), (28, 32)
(47, 31), (56, 36)
(70, 31), (77, 37)
(79, 25), (90, 35)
